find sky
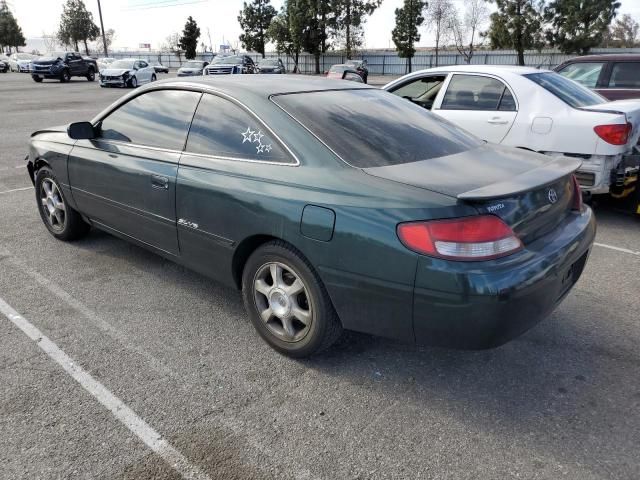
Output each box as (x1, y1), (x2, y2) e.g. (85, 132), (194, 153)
(12, 0), (640, 53)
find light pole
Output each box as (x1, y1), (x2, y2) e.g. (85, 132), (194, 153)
(97, 0), (108, 57)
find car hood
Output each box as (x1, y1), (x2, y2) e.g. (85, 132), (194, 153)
(179, 67), (201, 72)
(581, 99), (640, 146)
(363, 143), (582, 199)
(101, 68), (132, 76)
(32, 59), (59, 65)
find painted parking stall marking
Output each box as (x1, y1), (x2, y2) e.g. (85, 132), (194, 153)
(0, 296), (212, 480)
(0, 186), (33, 195)
(594, 242), (640, 257)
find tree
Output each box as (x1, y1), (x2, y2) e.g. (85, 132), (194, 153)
(602, 13), (638, 48)
(238, 0), (277, 58)
(57, 0), (100, 54)
(331, 0), (381, 59)
(449, 0), (489, 64)
(545, 0), (620, 54)
(484, 0), (544, 66)
(424, 0), (455, 67)
(268, 1), (304, 72)
(179, 16), (200, 60)
(163, 32), (183, 63)
(392, 0), (426, 73)
(0, 2), (26, 54)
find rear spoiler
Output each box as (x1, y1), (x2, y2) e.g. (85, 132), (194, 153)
(457, 156), (582, 201)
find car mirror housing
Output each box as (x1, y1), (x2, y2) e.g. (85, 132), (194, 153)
(67, 122), (96, 140)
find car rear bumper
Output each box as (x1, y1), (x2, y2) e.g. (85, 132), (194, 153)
(412, 207), (596, 349)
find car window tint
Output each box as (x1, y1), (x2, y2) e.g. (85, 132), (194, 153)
(391, 76), (446, 100)
(273, 89), (481, 168)
(498, 88), (516, 111)
(441, 75), (513, 110)
(556, 62), (604, 88)
(525, 72), (606, 108)
(139, 61), (148, 68)
(186, 94), (291, 163)
(99, 89), (202, 150)
(609, 63), (640, 88)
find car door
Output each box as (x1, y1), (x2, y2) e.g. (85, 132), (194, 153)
(66, 52), (84, 75)
(68, 89), (202, 256)
(176, 93), (296, 282)
(600, 61), (640, 100)
(137, 60), (152, 83)
(433, 74), (518, 144)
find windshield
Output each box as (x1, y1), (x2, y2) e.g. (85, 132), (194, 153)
(273, 89), (481, 168)
(99, 58), (115, 63)
(110, 60), (135, 69)
(16, 53), (33, 60)
(40, 52), (65, 60)
(329, 65), (348, 73)
(525, 72), (606, 108)
(211, 55), (242, 65)
(259, 59), (279, 66)
(184, 61), (204, 68)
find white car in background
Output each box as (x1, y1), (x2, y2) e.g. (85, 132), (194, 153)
(9, 52), (36, 72)
(384, 65), (640, 197)
(98, 58), (156, 88)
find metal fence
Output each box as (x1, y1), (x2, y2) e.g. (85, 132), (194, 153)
(108, 47), (640, 74)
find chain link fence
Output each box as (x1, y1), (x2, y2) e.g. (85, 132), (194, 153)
(108, 47), (640, 74)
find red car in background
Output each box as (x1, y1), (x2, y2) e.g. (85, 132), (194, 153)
(554, 54), (640, 100)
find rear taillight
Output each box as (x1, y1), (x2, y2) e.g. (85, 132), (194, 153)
(571, 174), (583, 212)
(593, 122), (632, 145)
(397, 215), (522, 261)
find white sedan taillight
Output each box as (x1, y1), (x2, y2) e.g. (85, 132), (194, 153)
(397, 215), (523, 261)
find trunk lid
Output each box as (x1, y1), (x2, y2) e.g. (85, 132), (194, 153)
(363, 144), (581, 244)
(581, 99), (640, 148)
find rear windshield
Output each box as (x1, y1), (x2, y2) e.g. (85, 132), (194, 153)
(524, 72), (606, 108)
(272, 89), (481, 168)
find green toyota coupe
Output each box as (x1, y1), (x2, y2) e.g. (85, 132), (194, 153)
(26, 76), (595, 357)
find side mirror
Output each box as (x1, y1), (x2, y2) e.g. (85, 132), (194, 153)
(67, 122), (96, 140)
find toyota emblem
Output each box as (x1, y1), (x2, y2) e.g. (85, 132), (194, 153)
(547, 188), (558, 204)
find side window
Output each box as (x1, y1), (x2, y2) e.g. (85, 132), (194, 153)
(557, 62), (604, 88)
(390, 75), (447, 110)
(99, 89), (202, 150)
(186, 94), (292, 163)
(498, 89), (516, 111)
(138, 61), (148, 68)
(609, 63), (640, 88)
(441, 75), (515, 111)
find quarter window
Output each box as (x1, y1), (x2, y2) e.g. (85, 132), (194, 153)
(556, 62), (604, 88)
(609, 63), (640, 88)
(441, 75), (516, 111)
(99, 89), (202, 150)
(185, 94), (291, 163)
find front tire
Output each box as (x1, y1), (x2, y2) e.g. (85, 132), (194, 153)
(128, 76), (137, 88)
(86, 68), (95, 81)
(60, 69), (70, 82)
(151, 74), (156, 82)
(35, 167), (90, 241)
(242, 241), (342, 357)
(32, 75), (42, 83)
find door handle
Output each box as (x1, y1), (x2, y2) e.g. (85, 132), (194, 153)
(487, 117), (509, 125)
(151, 174), (169, 189)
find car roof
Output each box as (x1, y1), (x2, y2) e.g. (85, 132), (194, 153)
(559, 53), (640, 62)
(153, 75), (373, 99)
(413, 65), (548, 75)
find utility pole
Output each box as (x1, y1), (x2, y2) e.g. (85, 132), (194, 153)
(97, 0), (108, 56)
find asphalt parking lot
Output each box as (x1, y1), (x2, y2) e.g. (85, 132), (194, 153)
(1, 71), (640, 480)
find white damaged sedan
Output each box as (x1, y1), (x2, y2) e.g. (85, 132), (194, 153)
(384, 66), (640, 197)
(99, 58), (156, 88)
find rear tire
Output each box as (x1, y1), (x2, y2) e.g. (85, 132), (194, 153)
(242, 241), (342, 357)
(35, 167), (90, 241)
(32, 75), (42, 83)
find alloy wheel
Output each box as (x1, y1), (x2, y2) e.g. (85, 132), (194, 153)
(253, 262), (313, 342)
(40, 178), (66, 232)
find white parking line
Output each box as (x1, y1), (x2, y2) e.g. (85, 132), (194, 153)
(0, 186), (33, 195)
(594, 242), (640, 257)
(0, 297), (212, 480)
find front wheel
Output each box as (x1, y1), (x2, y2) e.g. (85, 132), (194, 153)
(151, 74), (156, 82)
(35, 167), (90, 241)
(86, 68), (95, 81)
(242, 241), (342, 357)
(60, 69), (70, 82)
(32, 75), (42, 83)
(128, 76), (137, 88)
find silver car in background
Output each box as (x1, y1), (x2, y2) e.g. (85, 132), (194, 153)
(99, 58), (156, 88)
